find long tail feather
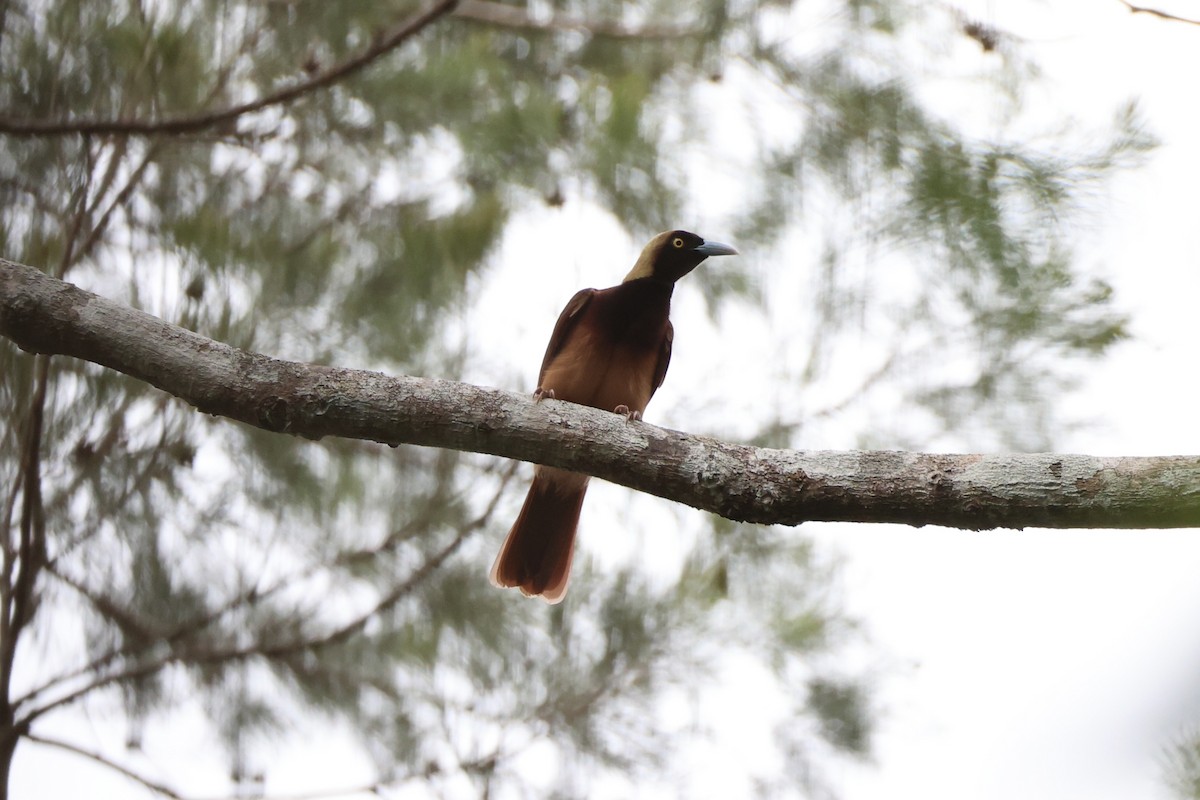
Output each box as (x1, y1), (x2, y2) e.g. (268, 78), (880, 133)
(490, 467), (589, 604)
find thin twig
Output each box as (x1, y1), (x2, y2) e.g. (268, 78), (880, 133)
(25, 734), (186, 799)
(1116, 0), (1200, 25)
(453, 0), (697, 39)
(2, 354), (51, 722)
(18, 478), (435, 711)
(73, 143), (161, 266)
(17, 464), (514, 724)
(260, 466), (513, 657)
(0, 0), (458, 138)
(29, 727), (501, 800)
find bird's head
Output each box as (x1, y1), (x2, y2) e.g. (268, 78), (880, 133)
(623, 230), (738, 284)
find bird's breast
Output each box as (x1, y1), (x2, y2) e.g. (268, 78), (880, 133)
(540, 285), (670, 415)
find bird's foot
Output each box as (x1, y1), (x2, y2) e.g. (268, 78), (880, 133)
(534, 387), (556, 403)
(613, 404), (641, 421)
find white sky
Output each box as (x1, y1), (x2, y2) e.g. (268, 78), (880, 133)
(13, 1), (1200, 798)
(813, 3), (1200, 799)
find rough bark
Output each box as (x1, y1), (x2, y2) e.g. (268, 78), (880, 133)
(2, 257), (1198, 530)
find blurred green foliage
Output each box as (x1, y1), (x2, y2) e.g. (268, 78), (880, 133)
(0, 0), (1150, 796)
(1167, 729), (1200, 800)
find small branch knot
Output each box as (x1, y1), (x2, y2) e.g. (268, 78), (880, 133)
(258, 397), (293, 432)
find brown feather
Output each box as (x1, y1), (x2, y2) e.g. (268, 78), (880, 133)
(491, 281), (671, 603)
(489, 467), (588, 603)
(651, 320), (673, 398)
(491, 230), (736, 602)
(537, 289), (595, 387)
(538, 279), (673, 414)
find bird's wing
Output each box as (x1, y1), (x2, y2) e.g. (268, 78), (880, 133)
(537, 288), (596, 387)
(649, 319), (673, 399)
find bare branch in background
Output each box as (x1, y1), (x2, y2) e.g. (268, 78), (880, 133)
(0, 0), (459, 138)
(27, 733), (454, 800)
(452, 0), (698, 39)
(1117, 0), (1200, 26)
(25, 735), (186, 799)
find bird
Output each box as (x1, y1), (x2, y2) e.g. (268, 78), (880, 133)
(489, 230), (738, 603)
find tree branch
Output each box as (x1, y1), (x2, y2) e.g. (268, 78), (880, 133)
(14, 468), (513, 725)
(28, 728), (487, 800)
(452, 0), (698, 39)
(0, 0), (458, 138)
(1, 257), (1198, 530)
(1116, 0), (1200, 26)
(25, 733), (186, 799)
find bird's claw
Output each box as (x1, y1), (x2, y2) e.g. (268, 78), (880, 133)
(534, 387), (556, 403)
(613, 404), (641, 421)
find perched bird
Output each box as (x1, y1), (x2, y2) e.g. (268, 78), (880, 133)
(489, 230), (738, 603)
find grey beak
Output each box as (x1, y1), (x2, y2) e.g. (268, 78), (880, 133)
(693, 239), (738, 257)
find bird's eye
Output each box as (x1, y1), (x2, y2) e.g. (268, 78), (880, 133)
(672, 237), (684, 249)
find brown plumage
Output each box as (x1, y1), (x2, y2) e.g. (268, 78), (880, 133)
(489, 230), (738, 603)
